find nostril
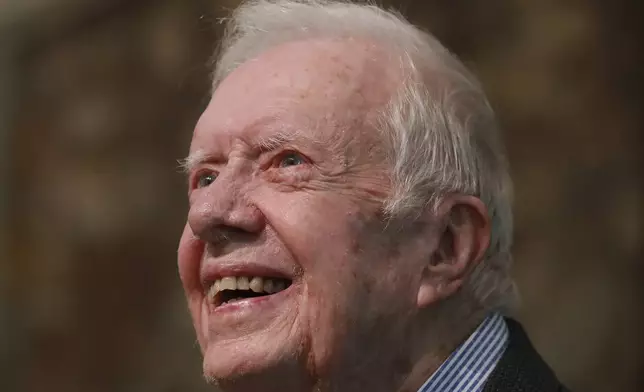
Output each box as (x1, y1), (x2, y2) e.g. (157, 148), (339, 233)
(226, 226), (253, 236)
(201, 226), (263, 254)
(210, 230), (231, 245)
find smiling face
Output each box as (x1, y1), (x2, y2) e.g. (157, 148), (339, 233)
(178, 39), (438, 391)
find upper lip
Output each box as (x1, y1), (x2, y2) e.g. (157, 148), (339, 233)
(200, 260), (295, 289)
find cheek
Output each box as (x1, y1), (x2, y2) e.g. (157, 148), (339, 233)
(178, 224), (208, 352)
(259, 190), (343, 244)
(257, 189), (394, 288)
(258, 193), (367, 294)
(177, 224), (204, 292)
(256, 191), (419, 370)
(178, 224), (208, 346)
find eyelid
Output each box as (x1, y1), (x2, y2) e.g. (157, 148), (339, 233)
(189, 167), (219, 190)
(270, 150), (311, 167)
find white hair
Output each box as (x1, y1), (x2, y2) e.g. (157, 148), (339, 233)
(211, 0), (517, 313)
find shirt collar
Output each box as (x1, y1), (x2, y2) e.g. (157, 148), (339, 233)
(417, 312), (509, 392)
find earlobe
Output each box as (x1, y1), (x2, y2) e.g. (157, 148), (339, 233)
(416, 268), (466, 308)
(417, 277), (438, 309)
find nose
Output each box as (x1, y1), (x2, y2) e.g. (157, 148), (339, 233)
(187, 173), (266, 244)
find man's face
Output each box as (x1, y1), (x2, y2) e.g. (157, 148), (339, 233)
(178, 39), (433, 390)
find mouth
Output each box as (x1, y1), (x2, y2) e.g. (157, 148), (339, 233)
(206, 276), (293, 308)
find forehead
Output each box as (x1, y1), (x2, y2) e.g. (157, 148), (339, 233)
(191, 38), (400, 152)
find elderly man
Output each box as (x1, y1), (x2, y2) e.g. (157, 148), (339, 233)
(177, 1), (568, 391)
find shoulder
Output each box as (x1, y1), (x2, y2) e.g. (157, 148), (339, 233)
(482, 318), (571, 392)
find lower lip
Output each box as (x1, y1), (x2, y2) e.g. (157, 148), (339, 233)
(207, 284), (295, 315)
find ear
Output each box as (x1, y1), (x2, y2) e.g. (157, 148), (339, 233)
(416, 195), (491, 309)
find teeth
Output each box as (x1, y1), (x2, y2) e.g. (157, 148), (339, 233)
(207, 276), (289, 302)
(249, 277), (264, 293)
(220, 277), (237, 291)
(207, 281), (219, 301)
(237, 276), (250, 290)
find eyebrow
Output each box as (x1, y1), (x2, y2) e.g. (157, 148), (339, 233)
(178, 149), (213, 174)
(178, 128), (320, 174)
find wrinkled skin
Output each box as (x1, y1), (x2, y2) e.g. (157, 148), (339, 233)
(177, 38), (489, 392)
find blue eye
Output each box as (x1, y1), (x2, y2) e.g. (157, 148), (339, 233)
(196, 172), (217, 188)
(279, 152), (306, 168)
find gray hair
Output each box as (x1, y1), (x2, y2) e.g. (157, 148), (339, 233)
(211, 0), (517, 313)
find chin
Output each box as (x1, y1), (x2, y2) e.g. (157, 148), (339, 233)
(197, 290), (309, 390)
(202, 338), (310, 392)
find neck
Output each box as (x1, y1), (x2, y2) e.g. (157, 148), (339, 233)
(311, 307), (487, 392)
(397, 306), (488, 392)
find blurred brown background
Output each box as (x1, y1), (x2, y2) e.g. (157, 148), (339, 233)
(1, 1), (642, 391)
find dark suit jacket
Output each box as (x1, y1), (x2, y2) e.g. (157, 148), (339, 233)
(482, 319), (570, 392)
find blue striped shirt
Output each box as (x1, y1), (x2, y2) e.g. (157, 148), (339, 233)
(417, 313), (509, 392)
